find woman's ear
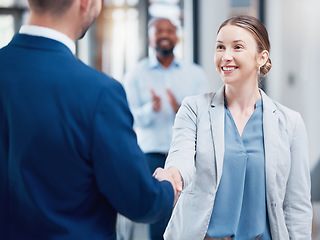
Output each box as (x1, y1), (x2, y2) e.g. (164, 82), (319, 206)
(258, 50), (269, 67)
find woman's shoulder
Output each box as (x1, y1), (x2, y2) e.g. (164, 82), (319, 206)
(178, 90), (222, 121)
(181, 91), (216, 111)
(262, 92), (304, 134)
(261, 90), (299, 116)
(184, 85), (225, 108)
(268, 97), (300, 119)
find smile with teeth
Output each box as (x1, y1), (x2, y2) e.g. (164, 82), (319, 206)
(222, 66), (237, 71)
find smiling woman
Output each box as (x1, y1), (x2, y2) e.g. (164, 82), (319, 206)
(163, 15), (312, 240)
(214, 25), (267, 105)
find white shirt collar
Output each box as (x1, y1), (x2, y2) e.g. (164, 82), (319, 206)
(19, 25), (76, 55)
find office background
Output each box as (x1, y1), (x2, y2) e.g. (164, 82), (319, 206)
(1, 0), (320, 238)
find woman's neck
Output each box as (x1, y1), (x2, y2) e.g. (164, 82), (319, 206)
(224, 82), (261, 137)
(224, 83), (261, 111)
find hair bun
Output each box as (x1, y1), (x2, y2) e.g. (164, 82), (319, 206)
(260, 58), (272, 76)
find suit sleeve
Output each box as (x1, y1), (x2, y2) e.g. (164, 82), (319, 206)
(165, 96), (197, 189)
(91, 79), (174, 222)
(284, 113), (313, 239)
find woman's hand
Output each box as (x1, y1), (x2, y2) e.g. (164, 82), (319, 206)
(153, 166), (183, 205)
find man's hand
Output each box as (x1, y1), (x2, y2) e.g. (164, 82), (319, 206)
(153, 167), (183, 205)
(150, 88), (161, 112)
(166, 89), (179, 113)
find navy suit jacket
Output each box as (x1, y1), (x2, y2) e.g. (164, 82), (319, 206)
(0, 34), (173, 240)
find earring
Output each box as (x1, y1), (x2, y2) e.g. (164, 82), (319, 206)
(258, 66), (261, 75)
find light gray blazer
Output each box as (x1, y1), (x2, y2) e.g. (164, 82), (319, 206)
(164, 86), (312, 240)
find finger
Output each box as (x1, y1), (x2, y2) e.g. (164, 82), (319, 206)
(152, 168), (159, 177)
(169, 167), (183, 191)
(173, 175), (182, 192)
(166, 89), (173, 100)
(150, 88), (159, 98)
(176, 180), (183, 192)
(152, 97), (161, 112)
(153, 167), (163, 177)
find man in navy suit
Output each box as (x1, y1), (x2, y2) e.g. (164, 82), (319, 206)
(0, 0), (178, 239)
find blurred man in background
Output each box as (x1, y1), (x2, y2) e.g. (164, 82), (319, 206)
(121, 17), (209, 240)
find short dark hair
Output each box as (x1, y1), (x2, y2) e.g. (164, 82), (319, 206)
(27, 0), (74, 16)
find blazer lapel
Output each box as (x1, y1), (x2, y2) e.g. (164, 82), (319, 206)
(261, 90), (279, 195)
(208, 86), (225, 186)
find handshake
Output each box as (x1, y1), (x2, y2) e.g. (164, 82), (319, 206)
(153, 167), (183, 205)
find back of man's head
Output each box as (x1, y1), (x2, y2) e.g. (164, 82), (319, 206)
(28, 0), (74, 16)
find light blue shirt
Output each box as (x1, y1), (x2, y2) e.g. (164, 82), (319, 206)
(206, 98), (271, 240)
(123, 55), (209, 153)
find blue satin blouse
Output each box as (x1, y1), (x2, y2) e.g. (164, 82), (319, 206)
(206, 98), (271, 240)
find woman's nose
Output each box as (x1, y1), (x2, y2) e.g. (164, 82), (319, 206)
(222, 49), (233, 62)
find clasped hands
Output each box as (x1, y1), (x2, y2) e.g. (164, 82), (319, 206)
(150, 88), (180, 113)
(153, 166), (183, 205)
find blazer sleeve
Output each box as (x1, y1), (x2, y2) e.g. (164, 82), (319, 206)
(91, 79), (174, 223)
(165, 96), (197, 189)
(283, 113), (313, 239)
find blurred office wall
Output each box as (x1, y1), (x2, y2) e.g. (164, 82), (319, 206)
(266, 0), (320, 168)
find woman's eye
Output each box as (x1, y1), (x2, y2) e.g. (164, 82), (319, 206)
(235, 45), (243, 50)
(216, 45), (224, 50)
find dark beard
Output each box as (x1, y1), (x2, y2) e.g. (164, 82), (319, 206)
(155, 47), (174, 57)
(155, 38), (174, 57)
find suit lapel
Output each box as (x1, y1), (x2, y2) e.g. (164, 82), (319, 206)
(208, 87), (225, 186)
(261, 90), (279, 196)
